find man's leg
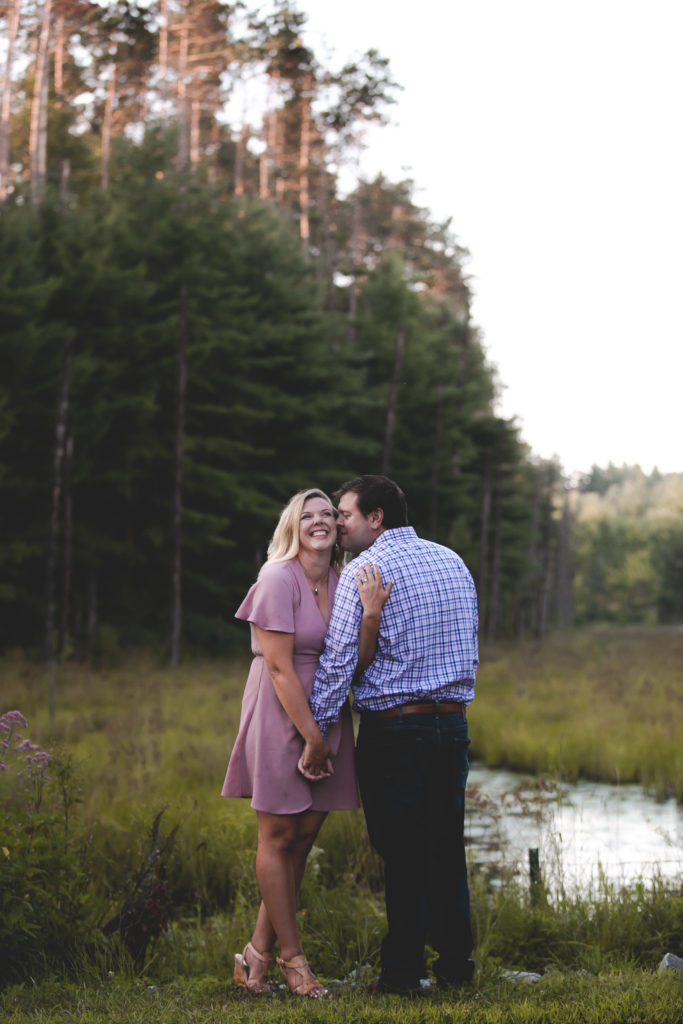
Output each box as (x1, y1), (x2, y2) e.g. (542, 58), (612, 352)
(356, 715), (433, 992)
(426, 712), (474, 986)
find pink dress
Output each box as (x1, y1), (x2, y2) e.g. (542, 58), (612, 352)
(221, 559), (359, 813)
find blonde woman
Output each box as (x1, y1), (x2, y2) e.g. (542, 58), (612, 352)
(222, 488), (390, 997)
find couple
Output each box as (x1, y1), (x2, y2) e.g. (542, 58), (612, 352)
(221, 475), (479, 997)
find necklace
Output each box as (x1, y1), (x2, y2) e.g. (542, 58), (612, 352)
(302, 566), (328, 597)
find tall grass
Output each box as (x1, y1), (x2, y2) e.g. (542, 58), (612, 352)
(1, 628), (682, 990)
(472, 628), (683, 800)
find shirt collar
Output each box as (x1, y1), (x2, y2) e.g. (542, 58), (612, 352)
(366, 526), (417, 555)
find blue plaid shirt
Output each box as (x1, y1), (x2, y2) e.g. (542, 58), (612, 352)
(310, 527), (479, 733)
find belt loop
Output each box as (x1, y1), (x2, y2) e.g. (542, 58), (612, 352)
(398, 704), (404, 717)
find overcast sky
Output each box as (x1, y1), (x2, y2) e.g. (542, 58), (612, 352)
(295, 0), (683, 476)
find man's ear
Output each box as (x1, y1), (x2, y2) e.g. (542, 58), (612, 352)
(368, 507), (384, 529)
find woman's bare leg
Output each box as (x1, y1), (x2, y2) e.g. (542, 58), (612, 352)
(251, 809), (327, 961)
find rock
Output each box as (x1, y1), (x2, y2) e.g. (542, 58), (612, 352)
(500, 969), (542, 983)
(658, 953), (683, 976)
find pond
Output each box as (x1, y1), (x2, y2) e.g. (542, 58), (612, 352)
(466, 763), (683, 891)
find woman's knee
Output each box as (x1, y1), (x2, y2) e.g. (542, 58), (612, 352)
(257, 811), (324, 856)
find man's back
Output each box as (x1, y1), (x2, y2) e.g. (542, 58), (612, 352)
(312, 526), (479, 725)
(352, 526), (479, 700)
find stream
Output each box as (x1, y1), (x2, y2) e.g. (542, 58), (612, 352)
(466, 763), (683, 891)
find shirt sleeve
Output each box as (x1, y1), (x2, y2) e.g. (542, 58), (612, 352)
(235, 562), (297, 633)
(310, 567), (362, 734)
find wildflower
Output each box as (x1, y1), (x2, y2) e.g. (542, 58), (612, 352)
(0, 711), (28, 730)
(17, 740), (41, 753)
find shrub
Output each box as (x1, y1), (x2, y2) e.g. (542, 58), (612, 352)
(0, 711), (97, 985)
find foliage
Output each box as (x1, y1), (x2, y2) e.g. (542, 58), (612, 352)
(0, 711), (96, 986)
(573, 466), (683, 626)
(0, 170), (542, 656)
(0, 0), (585, 660)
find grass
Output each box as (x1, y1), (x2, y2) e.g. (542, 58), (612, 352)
(471, 627), (683, 800)
(2, 968), (683, 1024)
(1, 628), (683, 1020)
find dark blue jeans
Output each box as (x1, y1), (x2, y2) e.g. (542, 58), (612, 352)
(356, 710), (472, 989)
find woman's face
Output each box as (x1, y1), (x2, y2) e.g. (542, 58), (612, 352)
(298, 496), (338, 557)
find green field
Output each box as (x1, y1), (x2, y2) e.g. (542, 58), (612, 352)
(2, 970), (683, 1024)
(472, 627), (683, 800)
(1, 628), (682, 1021)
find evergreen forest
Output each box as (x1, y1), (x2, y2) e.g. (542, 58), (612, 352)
(1, 0), (681, 665)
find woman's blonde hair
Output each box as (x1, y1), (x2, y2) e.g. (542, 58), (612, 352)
(262, 488), (343, 572)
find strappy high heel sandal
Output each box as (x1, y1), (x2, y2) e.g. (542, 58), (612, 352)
(233, 941), (272, 993)
(276, 953), (329, 997)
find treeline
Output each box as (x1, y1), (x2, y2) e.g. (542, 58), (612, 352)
(3, 163), (563, 659)
(0, 1), (680, 664)
(573, 466), (683, 626)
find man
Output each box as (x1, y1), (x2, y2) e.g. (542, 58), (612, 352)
(308, 475), (479, 995)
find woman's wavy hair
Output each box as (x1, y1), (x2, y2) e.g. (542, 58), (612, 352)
(261, 488), (343, 573)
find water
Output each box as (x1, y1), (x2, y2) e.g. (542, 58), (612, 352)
(466, 763), (683, 891)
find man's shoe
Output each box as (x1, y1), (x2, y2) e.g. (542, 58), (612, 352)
(368, 976), (422, 997)
(435, 958), (475, 990)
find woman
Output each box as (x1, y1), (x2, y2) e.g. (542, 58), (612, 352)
(221, 488), (390, 997)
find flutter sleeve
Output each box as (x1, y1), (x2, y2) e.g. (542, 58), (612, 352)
(235, 562), (298, 633)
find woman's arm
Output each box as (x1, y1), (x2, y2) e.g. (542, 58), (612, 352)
(353, 562), (393, 675)
(254, 626), (332, 777)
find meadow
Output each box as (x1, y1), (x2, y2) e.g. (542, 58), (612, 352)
(1, 627), (682, 1022)
(471, 627), (683, 800)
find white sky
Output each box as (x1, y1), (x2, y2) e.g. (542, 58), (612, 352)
(296, 0), (683, 476)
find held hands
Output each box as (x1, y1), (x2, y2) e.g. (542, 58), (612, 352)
(297, 735), (335, 783)
(353, 562), (393, 613)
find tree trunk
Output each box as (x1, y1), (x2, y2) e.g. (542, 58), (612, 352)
(170, 283), (188, 668)
(298, 74), (312, 245)
(176, 21), (190, 171)
(555, 490), (573, 626)
(537, 467), (558, 639)
(316, 165), (334, 301)
(537, 547), (553, 640)
(29, 0), (52, 204)
(54, 14), (64, 97)
(207, 116), (220, 185)
(87, 575), (97, 640)
(260, 105), (277, 199)
(159, 0), (168, 93)
(516, 468), (542, 638)
(381, 325), (406, 474)
(189, 88), (200, 165)
(45, 339), (72, 727)
(478, 467), (491, 629)
(58, 433), (73, 661)
(487, 493), (503, 644)
(0, 0), (21, 201)
(60, 156), (70, 198)
(347, 196), (364, 342)
(101, 64), (116, 191)
(234, 125), (247, 196)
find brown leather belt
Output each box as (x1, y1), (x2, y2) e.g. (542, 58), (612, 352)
(363, 701), (466, 719)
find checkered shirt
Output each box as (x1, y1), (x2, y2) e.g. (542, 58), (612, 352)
(310, 527), (479, 734)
